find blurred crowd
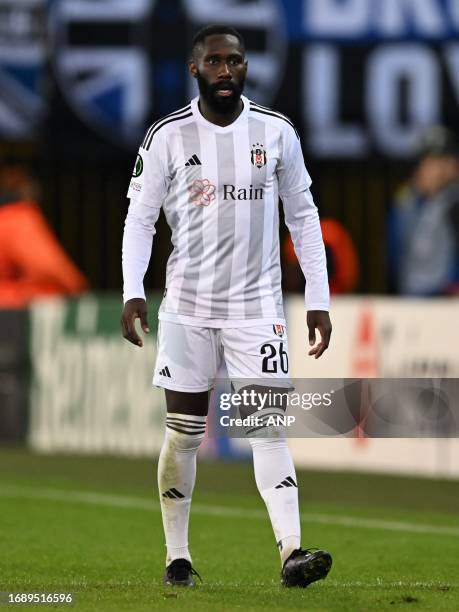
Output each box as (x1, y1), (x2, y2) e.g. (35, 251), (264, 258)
(388, 127), (459, 296)
(283, 126), (459, 298)
(0, 159), (88, 308)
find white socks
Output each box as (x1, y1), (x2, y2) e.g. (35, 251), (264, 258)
(157, 413), (206, 565)
(249, 437), (301, 564)
(158, 415), (300, 567)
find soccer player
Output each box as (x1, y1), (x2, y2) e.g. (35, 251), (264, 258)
(121, 25), (332, 588)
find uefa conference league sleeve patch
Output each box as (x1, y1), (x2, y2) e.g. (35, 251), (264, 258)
(129, 153), (143, 194)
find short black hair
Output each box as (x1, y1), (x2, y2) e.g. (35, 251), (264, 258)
(191, 24), (245, 57)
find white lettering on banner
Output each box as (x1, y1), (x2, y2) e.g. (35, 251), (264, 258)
(28, 301), (164, 455)
(377, 0), (446, 37)
(366, 45), (440, 156)
(186, 0), (279, 24)
(303, 44), (459, 157)
(303, 45), (368, 157)
(60, 0), (151, 20)
(305, 0), (368, 37)
(449, 0), (459, 29)
(305, 0), (455, 38)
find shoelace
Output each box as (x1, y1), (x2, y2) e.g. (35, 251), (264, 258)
(168, 560), (202, 582)
(289, 546), (321, 560)
(190, 566), (202, 582)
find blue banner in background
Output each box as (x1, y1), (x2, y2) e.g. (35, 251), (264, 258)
(284, 0), (459, 42)
(0, 0), (46, 137)
(0, 0), (458, 159)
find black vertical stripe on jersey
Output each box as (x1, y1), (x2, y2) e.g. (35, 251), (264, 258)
(145, 112), (193, 150)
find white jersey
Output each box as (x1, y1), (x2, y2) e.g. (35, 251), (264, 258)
(123, 95), (329, 327)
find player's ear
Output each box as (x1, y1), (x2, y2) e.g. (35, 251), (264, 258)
(188, 59), (198, 79)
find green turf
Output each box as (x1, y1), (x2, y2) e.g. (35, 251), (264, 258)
(1, 446), (458, 611)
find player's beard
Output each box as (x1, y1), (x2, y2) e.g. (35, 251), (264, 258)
(196, 73), (245, 114)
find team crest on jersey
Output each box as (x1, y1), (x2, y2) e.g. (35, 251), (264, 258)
(188, 178), (216, 207)
(251, 143), (267, 168)
(273, 324), (285, 337)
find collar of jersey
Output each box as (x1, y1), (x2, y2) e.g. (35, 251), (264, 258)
(191, 95), (249, 131)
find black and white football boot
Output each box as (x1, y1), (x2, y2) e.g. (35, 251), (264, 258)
(163, 558), (201, 587)
(281, 548), (332, 588)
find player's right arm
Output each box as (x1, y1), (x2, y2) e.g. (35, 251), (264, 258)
(121, 129), (170, 347)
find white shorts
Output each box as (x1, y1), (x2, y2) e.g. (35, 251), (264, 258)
(153, 321), (292, 392)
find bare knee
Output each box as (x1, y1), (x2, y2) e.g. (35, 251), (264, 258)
(165, 389), (209, 416)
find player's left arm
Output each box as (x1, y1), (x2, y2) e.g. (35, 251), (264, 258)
(277, 124), (332, 359)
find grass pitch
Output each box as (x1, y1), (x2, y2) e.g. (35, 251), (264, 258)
(1, 447), (458, 611)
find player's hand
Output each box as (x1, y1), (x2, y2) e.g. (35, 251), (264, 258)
(307, 310), (332, 359)
(121, 298), (150, 347)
